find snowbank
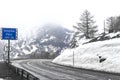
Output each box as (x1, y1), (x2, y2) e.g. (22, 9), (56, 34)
(53, 38), (120, 73)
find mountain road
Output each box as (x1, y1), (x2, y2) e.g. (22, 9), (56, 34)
(13, 59), (120, 80)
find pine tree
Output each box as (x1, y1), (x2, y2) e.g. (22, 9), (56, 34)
(106, 16), (120, 33)
(73, 10), (98, 39)
(70, 32), (79, 48)
(106, 17), (116, 33)
(114, 16), (120, 32)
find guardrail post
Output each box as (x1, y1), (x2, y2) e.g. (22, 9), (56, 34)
(27, 73), (29, 80)
(34, 77), (39, 80)
(16, 68), (19, 75)
(21, 70), (23, 78)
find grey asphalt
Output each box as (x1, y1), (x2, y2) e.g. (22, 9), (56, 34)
(19, 59), (120, 80)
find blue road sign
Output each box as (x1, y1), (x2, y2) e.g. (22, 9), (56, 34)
(1, 28), (18, 40)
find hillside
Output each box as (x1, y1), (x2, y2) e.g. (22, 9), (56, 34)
(53, 32), (120, 73)
(10, 24), (73, 59)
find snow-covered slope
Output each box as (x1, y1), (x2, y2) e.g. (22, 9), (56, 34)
(53, 32), (120, 73)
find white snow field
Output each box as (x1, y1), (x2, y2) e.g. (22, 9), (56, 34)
(53, 33), (120, 73)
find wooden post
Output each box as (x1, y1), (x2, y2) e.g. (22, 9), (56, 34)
(104, 20), (106, 35)
(73, 51), (74, 66)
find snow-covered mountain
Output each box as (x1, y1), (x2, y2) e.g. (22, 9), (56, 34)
(11, 24), (73, 59)
(53, 32), (120, 73)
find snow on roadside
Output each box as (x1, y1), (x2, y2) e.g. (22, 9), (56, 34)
(53, 38), (120, 73)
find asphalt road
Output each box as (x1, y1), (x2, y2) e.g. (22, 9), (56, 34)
(16, 59), (120, 80)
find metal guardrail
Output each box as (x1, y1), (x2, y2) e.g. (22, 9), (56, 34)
(6, 63), (40, 80)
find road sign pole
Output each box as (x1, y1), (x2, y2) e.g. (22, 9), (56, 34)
(8, 40), (10, 63)
(1, 28), (18, 63)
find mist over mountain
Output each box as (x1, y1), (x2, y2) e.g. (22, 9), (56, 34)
(10, 24), (73, 59)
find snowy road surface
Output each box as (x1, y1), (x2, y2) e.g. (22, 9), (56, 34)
(13, 59), (120, 80)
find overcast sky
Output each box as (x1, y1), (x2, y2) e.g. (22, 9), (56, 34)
(0, 0), (120, 38)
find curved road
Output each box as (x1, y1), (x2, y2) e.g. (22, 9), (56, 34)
(15, 59), (120, 80)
